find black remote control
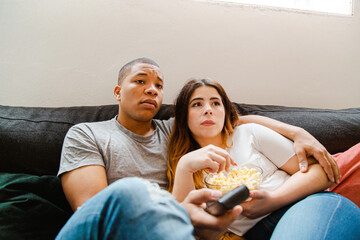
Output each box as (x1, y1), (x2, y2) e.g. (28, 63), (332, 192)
(205, 185), (249, 216)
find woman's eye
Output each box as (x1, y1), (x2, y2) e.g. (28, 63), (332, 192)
(191, 102), (201, 107)
(156, 84), (163, 89)
(135, 80), (144, 84)
(213, 101), (221, 106)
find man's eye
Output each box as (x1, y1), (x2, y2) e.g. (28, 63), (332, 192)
(156, 84), (163, 89)
(135, 80), (144, 84)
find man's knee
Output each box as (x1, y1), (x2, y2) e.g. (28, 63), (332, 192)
(105, 177), (148, 202)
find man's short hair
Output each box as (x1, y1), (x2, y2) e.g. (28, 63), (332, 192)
(118, 58), (160, 85)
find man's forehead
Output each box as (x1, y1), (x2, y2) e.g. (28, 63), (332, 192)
(130, 63), (163, 78)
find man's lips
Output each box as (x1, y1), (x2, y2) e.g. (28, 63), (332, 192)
(201, 120), (215, 126)
(140, 99), (157, 108)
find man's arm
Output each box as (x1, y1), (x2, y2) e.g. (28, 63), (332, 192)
(181, 189), (242, 240)
(237, 115), (340, 183)
(59, 125), (109, 211)
(61, 165), (108, 211)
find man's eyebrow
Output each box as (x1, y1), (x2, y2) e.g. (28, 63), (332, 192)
(135, 72), (163, 82)
(135, 72), (147, 77)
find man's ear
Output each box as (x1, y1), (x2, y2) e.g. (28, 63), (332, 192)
(114, 85), (121, 101)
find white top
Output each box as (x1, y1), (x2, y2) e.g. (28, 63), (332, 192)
(226, 123), (295, 236)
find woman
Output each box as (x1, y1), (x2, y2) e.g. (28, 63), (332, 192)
(167, 78), (360, 240)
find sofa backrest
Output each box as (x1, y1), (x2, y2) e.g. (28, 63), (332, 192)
(1, 104), (359, 176)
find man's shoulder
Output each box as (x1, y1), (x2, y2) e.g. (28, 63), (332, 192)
(68, 118), (116, 135)
(153, 117), (174, 125)
(153, 118), (174, 134)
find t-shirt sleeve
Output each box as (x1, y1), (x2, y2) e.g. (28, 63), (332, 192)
(251, 123), (295, 168)
(57, 124), (105, 176)
(156, 118), (175, 137)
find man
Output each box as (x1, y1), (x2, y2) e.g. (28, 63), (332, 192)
(56, 58), (340, 239)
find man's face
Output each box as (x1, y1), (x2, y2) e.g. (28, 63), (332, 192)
(115, 63), (164, 123)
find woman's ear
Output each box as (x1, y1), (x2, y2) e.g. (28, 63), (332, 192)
(114, 85), (121, 101)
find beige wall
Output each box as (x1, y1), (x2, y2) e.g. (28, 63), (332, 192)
(0, 0), (359, 108)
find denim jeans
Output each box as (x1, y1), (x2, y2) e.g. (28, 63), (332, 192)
(57, 179), (360, 240)
(56, 177), (195, 240)
(245, 192), (360, 240)
(271, 192), (360, 240)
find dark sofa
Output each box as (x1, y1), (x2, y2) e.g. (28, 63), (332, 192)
(1, 103), (360, 239)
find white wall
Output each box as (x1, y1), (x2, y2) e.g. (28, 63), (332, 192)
(1, 0), (359, 108)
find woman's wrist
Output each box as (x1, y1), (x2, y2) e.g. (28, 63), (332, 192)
(176, 160), (195, 175)
(268, 191), (290, 209)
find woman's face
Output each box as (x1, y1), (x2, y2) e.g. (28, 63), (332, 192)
(187, 86), (225, 146)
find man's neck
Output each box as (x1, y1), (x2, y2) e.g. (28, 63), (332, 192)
(116, 116), (155, 136)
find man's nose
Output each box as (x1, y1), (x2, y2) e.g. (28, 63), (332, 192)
(145, 84), (158, 96)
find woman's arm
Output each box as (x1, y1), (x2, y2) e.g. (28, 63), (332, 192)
(237, 115), (340, 183)
(241, 155), (334, 219)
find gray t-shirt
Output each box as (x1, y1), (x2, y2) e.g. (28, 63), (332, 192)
(57, 117), (174, 189)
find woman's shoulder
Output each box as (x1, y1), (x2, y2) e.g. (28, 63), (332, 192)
(233, 123), (256, 139)
(234, 123), (273, 140)
(234, 123), (259, 133)
(235, 123), (271, 132)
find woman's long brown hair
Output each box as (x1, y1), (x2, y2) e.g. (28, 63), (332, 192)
(167, 78), (239, 192)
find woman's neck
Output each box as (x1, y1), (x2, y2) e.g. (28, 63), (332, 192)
(196, 136), (226, 149)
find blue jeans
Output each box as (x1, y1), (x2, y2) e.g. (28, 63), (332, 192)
(56, 177), (195, 240)
(245, 192), (360, 240)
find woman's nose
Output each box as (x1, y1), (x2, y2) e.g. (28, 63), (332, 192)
(204, 105), (213, 115)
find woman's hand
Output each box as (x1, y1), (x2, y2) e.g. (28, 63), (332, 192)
(177, 144), (235, 174)
(240, 190), (279, 219)
(293, 128), (341, 184)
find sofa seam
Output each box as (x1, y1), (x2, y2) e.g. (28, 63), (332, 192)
(0, 116), (76, 125)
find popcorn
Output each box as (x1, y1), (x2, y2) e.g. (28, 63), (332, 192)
(205, 166), (262, 192)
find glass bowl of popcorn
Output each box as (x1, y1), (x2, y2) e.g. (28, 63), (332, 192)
(204, 165), (263, 194)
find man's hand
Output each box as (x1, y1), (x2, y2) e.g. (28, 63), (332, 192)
(293, 128), (341, 184)
(181, 189), (242, 240)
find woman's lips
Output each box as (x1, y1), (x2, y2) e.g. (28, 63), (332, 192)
(201, 120), (215, 126)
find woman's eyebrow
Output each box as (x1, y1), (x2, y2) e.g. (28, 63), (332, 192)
(210, 97), (221, 101)
(189, 96), (220, 104)
(189, 97), (203, 104)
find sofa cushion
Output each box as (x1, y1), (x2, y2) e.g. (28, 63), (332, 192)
(0, 105), (118, 175)
(234, 104), (360, 154)
(1, 104), (359, 176)
(0, 172), (72, 240)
